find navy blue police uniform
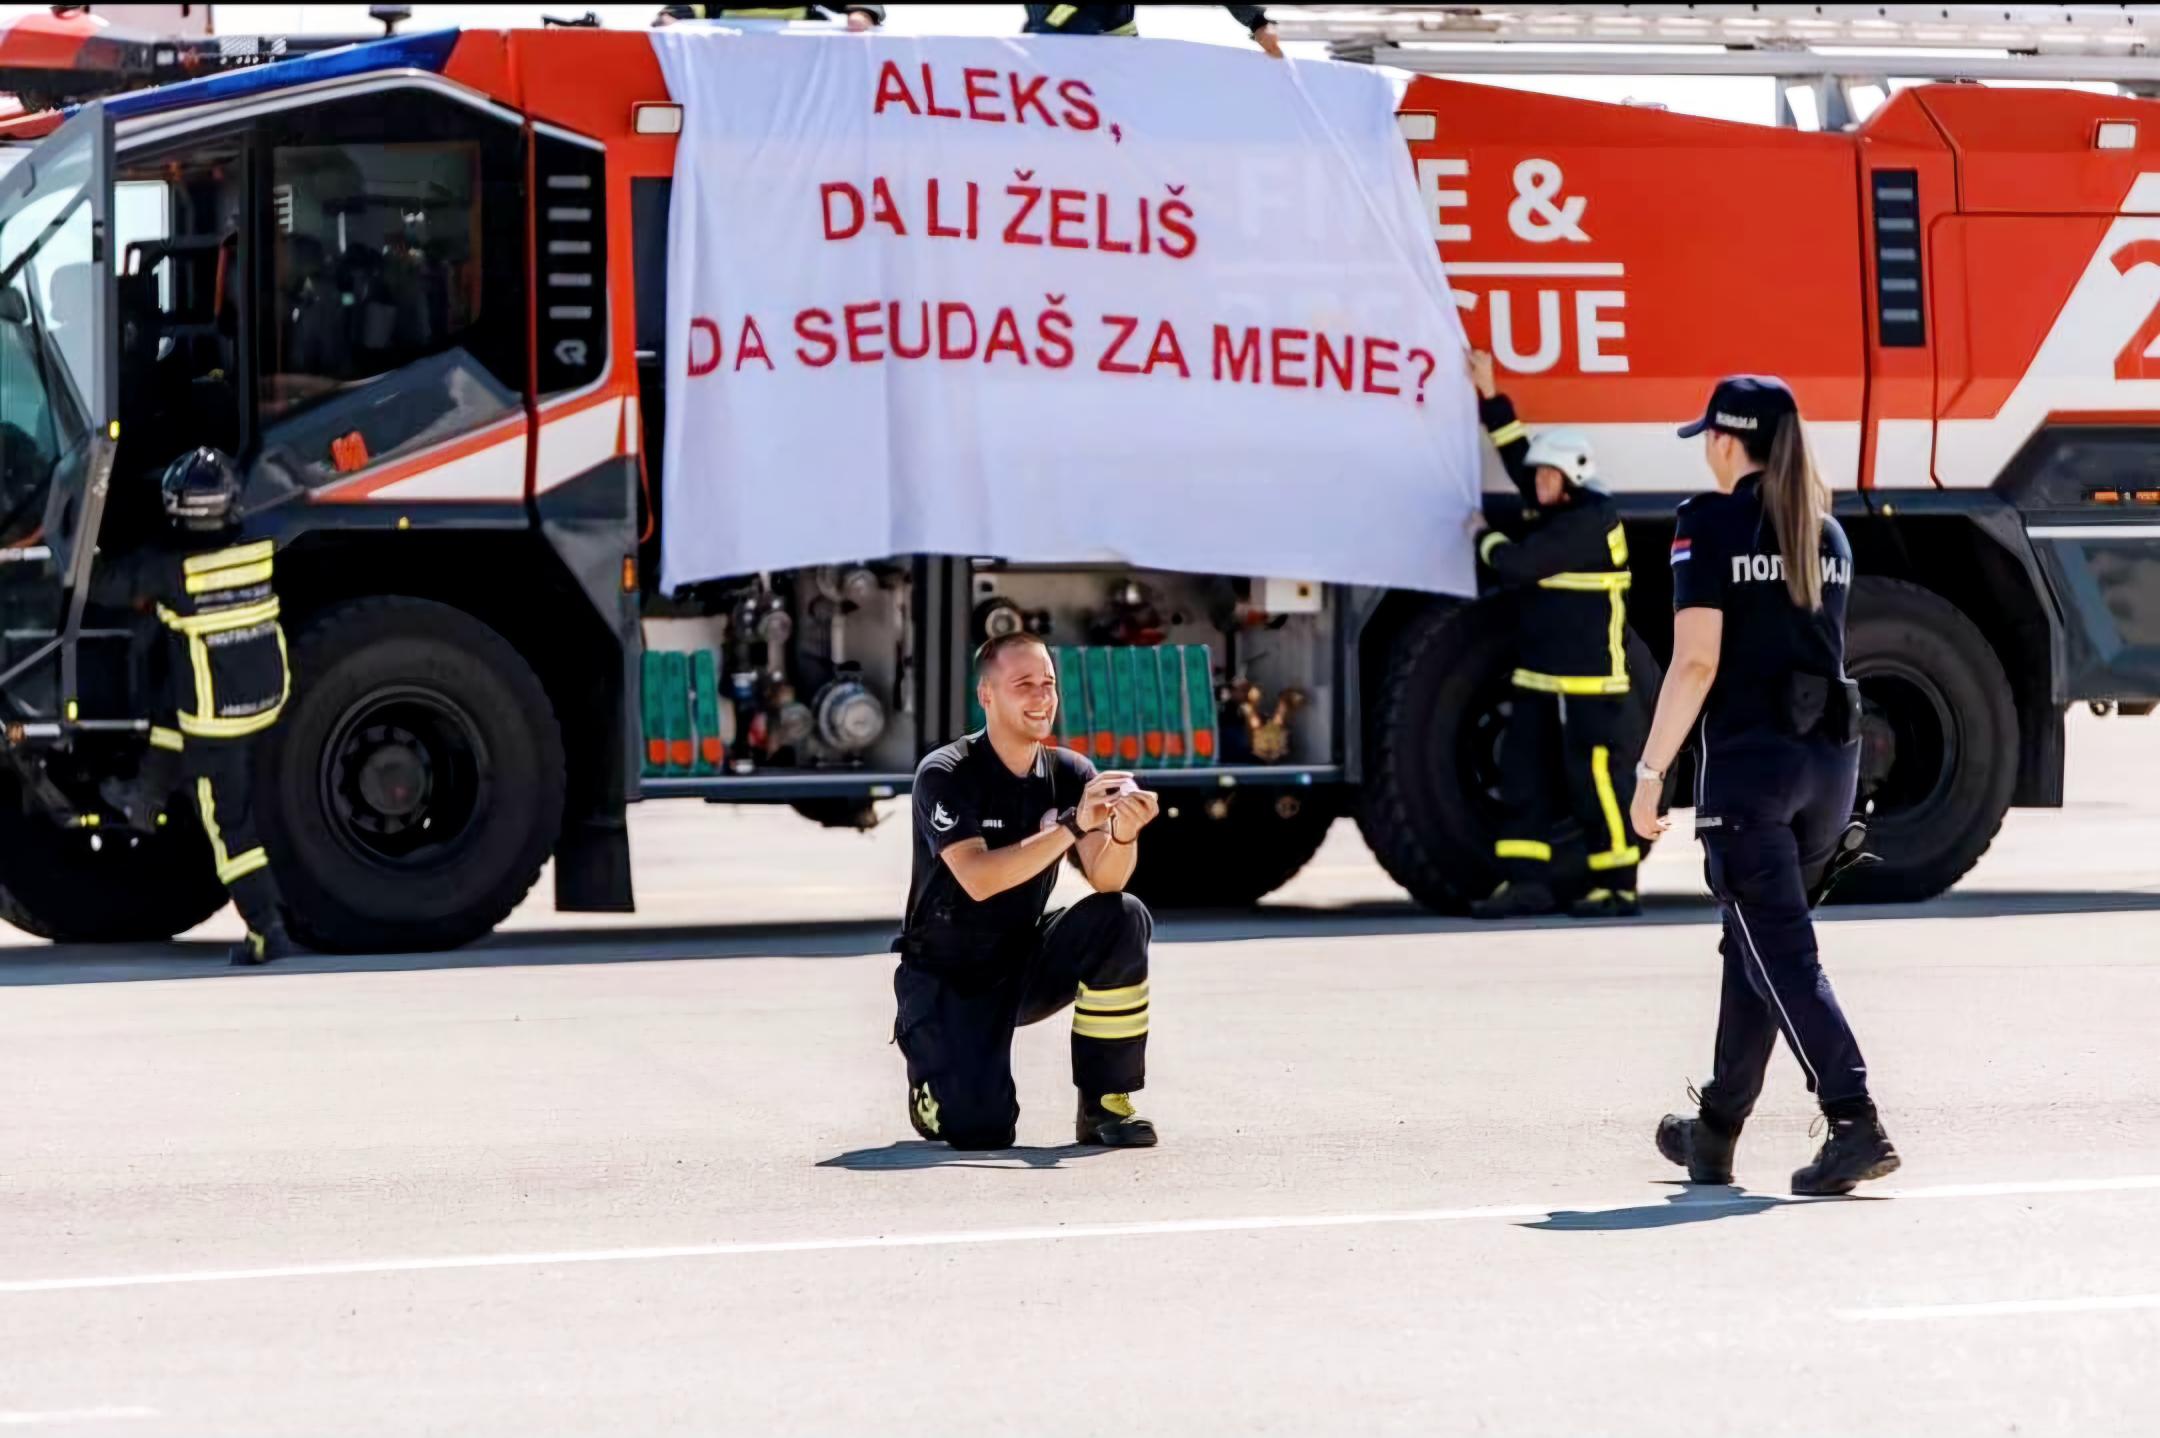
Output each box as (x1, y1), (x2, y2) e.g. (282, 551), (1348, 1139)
(1472, 393), (1641, 917)
(894, 734), (1152, 1149)
(1658, 377), (1897, 1194)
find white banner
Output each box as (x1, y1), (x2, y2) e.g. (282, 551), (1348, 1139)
(651, 30), (1480, 595)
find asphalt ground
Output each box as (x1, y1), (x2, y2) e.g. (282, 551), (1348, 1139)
(2, 710), (2157, 1435)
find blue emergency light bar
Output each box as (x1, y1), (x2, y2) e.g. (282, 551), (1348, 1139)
(95, 28), (460, 122)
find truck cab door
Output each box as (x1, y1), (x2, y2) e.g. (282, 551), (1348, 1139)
(0, 101), (118, 727)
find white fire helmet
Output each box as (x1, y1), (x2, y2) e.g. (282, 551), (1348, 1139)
(1522, 428), (1598, 486)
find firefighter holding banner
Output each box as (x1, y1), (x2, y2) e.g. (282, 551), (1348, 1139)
(1466, 350), (1643, 921)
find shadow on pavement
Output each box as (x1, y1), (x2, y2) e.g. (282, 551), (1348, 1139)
(5, 888), (2157, 986)
(1522, 1181), (1888, 1232)
(817, 1140), (1113, 1172)
(1523, 1183), (1785, 1231)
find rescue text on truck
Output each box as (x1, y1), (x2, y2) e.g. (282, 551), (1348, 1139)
(0, 19), (2152, 951)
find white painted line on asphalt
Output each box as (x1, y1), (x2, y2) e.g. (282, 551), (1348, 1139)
(0, 1409), (159, 1426)
(1839, 1293), (2160, 1323)
(4, 1173), (2157, 1297)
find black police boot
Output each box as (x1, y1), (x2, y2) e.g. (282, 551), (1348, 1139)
(1471, 881), (1559, 921)
(228, 923), (298, 967)
(1568, 887), (1641, 919)
(1792, 1109), (1901, 1196)
(1655, 1109), (1738, 1185)
(1077, 1092), (1158, 1148)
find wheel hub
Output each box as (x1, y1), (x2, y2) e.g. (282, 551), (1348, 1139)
(353, 728), (431, 829)
(323, 689), (488, 866)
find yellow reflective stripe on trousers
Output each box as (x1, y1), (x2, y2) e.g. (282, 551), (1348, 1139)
(1076, 980), (1149, 1012)
(1073, 1011), (1149, 1040)
(149, 726), (185, 752)
(184, 559), (273, 595)
(1495, 838), (1552, 862)
(1586, 744), (1642, 871)
(182, 540), (273, 576)
(1487, 420), (1526, 447)
(1511, 669), (1629, 696)
(196, 777), (268, 886)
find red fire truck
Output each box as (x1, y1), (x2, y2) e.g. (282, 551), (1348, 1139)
(0, 10), (2151, 950)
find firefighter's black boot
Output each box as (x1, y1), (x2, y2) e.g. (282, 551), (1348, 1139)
(1471, 880), (1559, 920)
(1568, 887), (1641, 919)
(1077, 1092), (1157, 1148)
(228, 922), (297, 967)
(1792, 1108), (1901, 1196)
(1656, 1103), (1738, 1185)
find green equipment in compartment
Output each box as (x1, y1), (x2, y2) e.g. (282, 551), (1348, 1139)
(1054, 645), (1089, 758)
(640, 651), (669, 776)
(1157, 645), (1191, 768)
(690, 650), (723, 774)
(1107, 647), (1142, 768)
(1084, 647), (1115, 765)
(1133, 646), (1166, 767)
(653, 650), (694, 775)
(1184, 643), (1217, 766)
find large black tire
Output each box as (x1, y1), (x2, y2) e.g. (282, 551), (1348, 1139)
(0, 790), (228, 943)
(1358, 596), (1662, 913)
(1829, 577), (2015, 904)
(1124, 786), (1340, 908)
(258, 598), (566, 953)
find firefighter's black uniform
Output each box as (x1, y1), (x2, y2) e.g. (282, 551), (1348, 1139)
(100, 534), (293, 964)
(1655, 376), (1896, 1195)
(1023, 4), (1271, 38)
(894, 734), (1151, 1150)
(1473, 393), (1639, 913)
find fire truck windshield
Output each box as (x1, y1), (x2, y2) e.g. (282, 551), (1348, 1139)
(0, 122), (95, 546)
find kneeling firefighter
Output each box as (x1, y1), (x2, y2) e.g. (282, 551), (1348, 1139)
(99, 449), (297, 966)
(1466, 350), (1642, 920)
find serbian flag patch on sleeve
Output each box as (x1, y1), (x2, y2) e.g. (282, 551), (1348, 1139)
(1670, 538), (1693, 564)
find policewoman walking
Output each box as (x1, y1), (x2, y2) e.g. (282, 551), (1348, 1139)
(1629, 377), (1900, 1196)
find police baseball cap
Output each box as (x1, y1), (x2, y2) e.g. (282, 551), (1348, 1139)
(1677, 375), (1798, 439)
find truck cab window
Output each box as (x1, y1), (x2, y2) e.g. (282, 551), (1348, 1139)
(0, 168), (93, 548)
(254, 91), (526, 488)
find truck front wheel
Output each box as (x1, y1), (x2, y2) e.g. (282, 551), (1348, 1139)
(0, 790), (229, 944)
(1829, 577), (2015, 904)
(259, 598), (567, 953)
(1123, 787), (1339, 908)
(1359, 598), (1661, 913)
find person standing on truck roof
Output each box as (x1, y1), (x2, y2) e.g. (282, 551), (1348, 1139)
(894, 632), (1162, 1151)
(652, 4), (885, 27)
(1023, 4), (1285, 56)
(1465, 350), (1642, 922)
(94, 449), (298, 968)
(1632, 376), (1899, 1197)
